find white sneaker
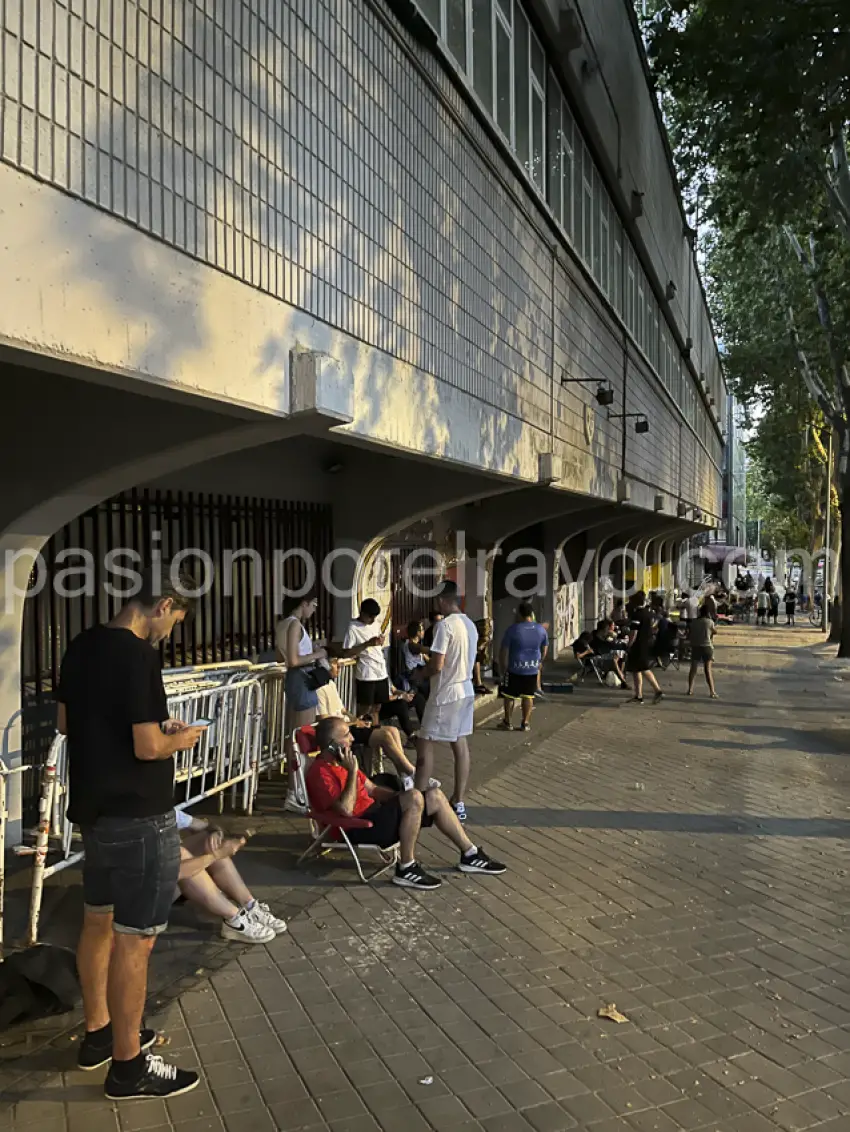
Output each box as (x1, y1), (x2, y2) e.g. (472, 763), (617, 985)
(247, 902), (287, 935)
(284, 791), (307, 815)
(221, 910), (276, 944)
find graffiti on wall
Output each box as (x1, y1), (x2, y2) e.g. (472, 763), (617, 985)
(554, 583), (582, 657)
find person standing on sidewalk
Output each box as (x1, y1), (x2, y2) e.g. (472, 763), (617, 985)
(414, 581), (478, 822)
(626, 591), (664, 705)
(57, 564), (207, 1100)
(498, 603), (549, 732)
(687, 605), (719, 698)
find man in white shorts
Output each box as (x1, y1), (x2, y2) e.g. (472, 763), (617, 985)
(415, 581), (478, 822)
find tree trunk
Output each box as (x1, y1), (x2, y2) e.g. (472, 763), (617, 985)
(838, 470), (850, 657)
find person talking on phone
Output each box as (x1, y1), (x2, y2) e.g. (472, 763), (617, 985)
(56, 563), (206, 1102)
(306, 717), (506, 890)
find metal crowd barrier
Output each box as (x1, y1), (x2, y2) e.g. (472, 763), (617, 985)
(0, 760), (30, 961)
(17, 656), (359, 946)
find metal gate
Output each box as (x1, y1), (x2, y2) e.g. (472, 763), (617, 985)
(20, 489), (333, 823)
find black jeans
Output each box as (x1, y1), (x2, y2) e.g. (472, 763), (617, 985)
(379, 693), (426, 738)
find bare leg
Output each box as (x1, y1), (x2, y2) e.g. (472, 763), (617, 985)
(502, 697), (514, 726)
(521, 697), (533, 725)
(370, 726), (415, 776)
(78, 909), (113, 1033)
(108, 935), (156, 1061)
(642, 669), (662, 694)
(633, 672), (643, 699)
(397, 789), (425, 863)
(178, 868), (240, 920)
(688, 661), (698, 695)
(705, 660), (717, 696)
(424, 790), (474, 853)
(414, 737), (436, 793)
(450, 738), (471, 806)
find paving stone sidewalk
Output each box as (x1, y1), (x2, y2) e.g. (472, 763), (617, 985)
(6, 627), (850, 1132)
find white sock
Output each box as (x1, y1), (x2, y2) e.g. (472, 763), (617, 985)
(463, 845), (478, 858)
(400, 860), (415, 870)
(225, 912), (243, 926)
(244, 898), (256, 912)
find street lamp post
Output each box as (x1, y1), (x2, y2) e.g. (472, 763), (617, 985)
(823, 429), (833, 635)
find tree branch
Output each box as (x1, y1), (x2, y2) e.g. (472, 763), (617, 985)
(825, 124), (850, 247)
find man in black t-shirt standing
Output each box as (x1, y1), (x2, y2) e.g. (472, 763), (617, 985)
(57, 564), (206, 1100)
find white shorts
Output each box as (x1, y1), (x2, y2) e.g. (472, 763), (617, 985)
(419, 696), (475, 743)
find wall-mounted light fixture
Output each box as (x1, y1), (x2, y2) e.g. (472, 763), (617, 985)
(560, 373), (616, 407)
(608, 410), (649, 434)
(665, 280), (677, 301)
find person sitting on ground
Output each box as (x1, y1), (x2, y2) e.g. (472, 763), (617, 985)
(591, 620), (627, 685)
(175, 811), (287, 943)
(687, 605), (718, 698)
(315, 657), (424, 782)
(306, 717), (506, 889)
(473, 618), (491, 695)
(344, 599), (426, 738)
(402, 620), (430, 691)
(422, 611), (443, 649)
(499, 603), (548, 731)
(572, 630), (595, 664)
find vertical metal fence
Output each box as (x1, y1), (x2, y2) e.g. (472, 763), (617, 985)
(19, 490), (333, 823)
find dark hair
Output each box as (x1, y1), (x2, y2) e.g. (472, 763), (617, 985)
(580, 631), (592, 642)
(438, 580), (459, 600)
(132, 561), (197, 614)
(315, 716), (345, 752)
(406, 619), (422, 637)
(281, 591), (317, 618)
(517, 602), (534, 619)
(360, 598), (381, 618)
(596, 619), (612, 631)
(633, 590), (647, 608)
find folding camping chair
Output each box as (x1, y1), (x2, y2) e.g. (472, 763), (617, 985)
(573, 646), (606, 684)
(291, 726), (399, 883)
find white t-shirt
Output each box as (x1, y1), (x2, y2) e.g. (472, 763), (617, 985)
(686, 595), (700, 620)
(429, 613), (477, 705)
(343, 620), (387, 682)
(316, 680), (346, 719)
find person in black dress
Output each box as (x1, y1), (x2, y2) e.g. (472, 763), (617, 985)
(626, 591), (664, 704)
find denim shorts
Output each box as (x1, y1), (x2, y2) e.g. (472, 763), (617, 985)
(80, 812), (181, 936)
(285, 667), (319, 713)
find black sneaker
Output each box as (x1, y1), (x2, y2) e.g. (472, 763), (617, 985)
(104, 1053), (200, 1100)
(392, 862), (442, 890)
(653, 691), (665, 704)
(458, 846), (507, 875)
(519, 722), (531, 732)
(78, 1027), (157, 1072)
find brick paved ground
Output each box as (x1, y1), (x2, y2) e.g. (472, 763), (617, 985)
(5, 627), (850, 1132)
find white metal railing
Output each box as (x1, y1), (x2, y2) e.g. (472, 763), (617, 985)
(16, 656), (359, 947)
(0, 759), (30, 961)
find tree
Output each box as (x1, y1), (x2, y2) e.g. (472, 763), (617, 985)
(643, 0), (850, 650)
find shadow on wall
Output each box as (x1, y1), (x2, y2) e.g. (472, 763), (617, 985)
(39, 0), (592, 485)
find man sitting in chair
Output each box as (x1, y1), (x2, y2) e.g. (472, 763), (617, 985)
(316, 658), (420, 782)
(305, 717), (506, 891)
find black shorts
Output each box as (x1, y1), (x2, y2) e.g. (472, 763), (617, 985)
(80, 812), (181, 936)
(350, 725), (375, 747)
(691, 645), (714, 663)
(349, 793), (434, 848)
(356, 678), (391, 707)
(501, 672), (539, 700)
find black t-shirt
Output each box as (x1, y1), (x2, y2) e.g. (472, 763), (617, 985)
(591, 633), (614, 655)
(629, 607), (654, 651)
(57, 625), (171, 824)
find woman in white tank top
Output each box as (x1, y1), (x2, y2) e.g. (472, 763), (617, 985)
(276, 593), (326, 812)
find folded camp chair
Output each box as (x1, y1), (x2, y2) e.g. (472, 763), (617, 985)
(292, 726), (399, 883)
(573, 647), (605, 684)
